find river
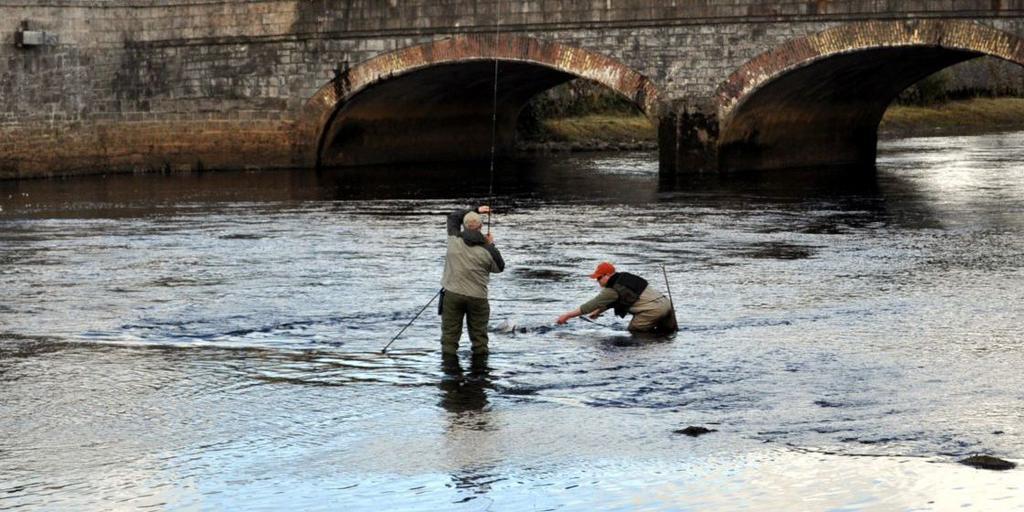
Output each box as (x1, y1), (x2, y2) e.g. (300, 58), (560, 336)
(2, 132), (1023, 510)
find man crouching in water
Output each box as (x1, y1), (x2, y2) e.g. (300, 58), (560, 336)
(556, 262), (677, 335)
(441, 205), (505, 358)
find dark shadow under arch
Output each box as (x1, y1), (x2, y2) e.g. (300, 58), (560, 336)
(296, 34), (659, 168)
(716, 20), (1024, 172)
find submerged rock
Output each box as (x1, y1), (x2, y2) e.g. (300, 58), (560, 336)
(674, 426), (717, 437)
(959, 455), (1017, 471)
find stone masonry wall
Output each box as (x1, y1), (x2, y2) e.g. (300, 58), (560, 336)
(2, 0), (1024, 178)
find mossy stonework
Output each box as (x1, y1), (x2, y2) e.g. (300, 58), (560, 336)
(2, 1), (1024, 178)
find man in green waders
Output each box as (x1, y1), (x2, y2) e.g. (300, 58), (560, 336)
(556, 262), (677, 335)
(440, 205), (505, 358)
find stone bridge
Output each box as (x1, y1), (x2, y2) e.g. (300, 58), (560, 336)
(2, 1), (1024, 179)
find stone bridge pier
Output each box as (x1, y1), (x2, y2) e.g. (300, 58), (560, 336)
(2, 2), (1024, 180)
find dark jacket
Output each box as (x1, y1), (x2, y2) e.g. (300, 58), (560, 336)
(606, 272), (648, 317)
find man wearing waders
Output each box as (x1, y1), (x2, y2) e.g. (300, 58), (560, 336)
(440, 205), (505, 357)
(556, 262), (677, 334)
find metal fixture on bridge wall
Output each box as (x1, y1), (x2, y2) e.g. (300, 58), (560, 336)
(14, 20), (57, 48)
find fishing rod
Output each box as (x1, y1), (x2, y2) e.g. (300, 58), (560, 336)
(486, 4), (500, 235)
(381, 289), (442, 354)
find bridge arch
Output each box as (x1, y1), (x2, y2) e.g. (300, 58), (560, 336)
(297, 34), (659, 168)
(715, 20), (1024, 172)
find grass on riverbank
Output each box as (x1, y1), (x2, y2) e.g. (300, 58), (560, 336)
(880, 97), (1024, 136)
(533, 114), (656, 143)
(525, 97), (1024, 147)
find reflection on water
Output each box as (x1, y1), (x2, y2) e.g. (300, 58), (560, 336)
(440, 353), (492, 414)
(440, 353), (498, 503)
(2, 132), (1024, 510)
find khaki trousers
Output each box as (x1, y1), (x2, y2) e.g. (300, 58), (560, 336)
(628, 296), (676, 334)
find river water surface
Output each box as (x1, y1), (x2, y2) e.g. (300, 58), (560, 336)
(2, 133), (1024, 510)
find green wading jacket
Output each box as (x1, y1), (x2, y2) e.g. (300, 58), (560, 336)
(441, 208), (505, 299)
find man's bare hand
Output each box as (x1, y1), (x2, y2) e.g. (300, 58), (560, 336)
(588, 310), (603, 319)
(477, 205), (491, 215)
(557, 308), (582, 325)
(485, 233), (494, 244)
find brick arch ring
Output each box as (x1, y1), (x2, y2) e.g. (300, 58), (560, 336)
(716, 19), (1024, 128)
(293, 34), (661, 168)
